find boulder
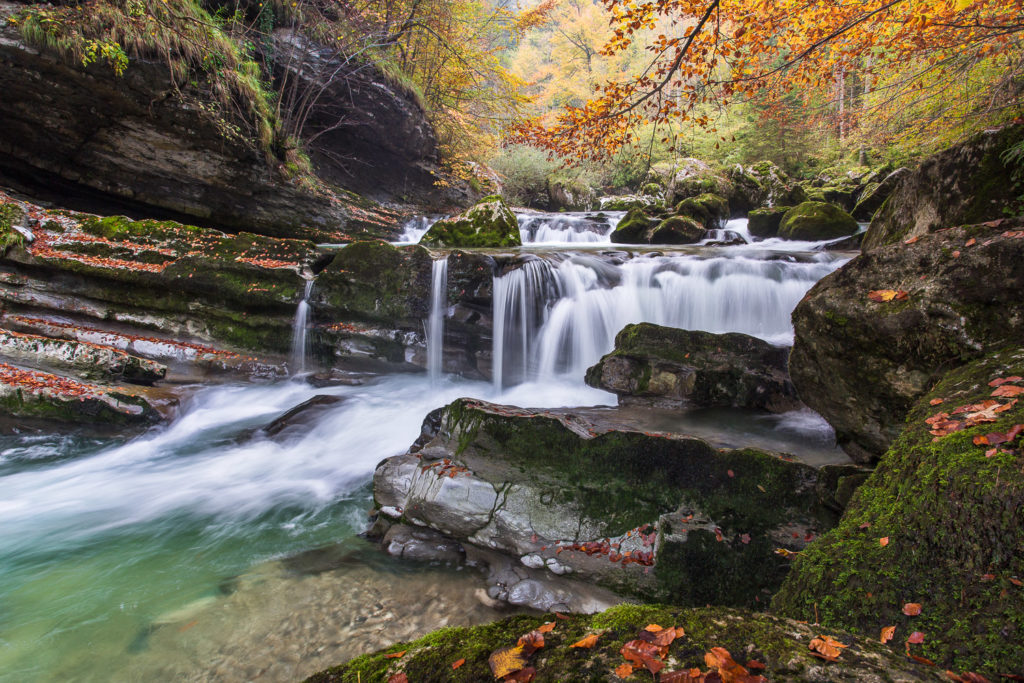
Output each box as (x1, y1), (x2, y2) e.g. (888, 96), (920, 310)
(747, 206), (789, 238)
(585, 323), (799, 413)
(779, 202), (859, 241)
(863, 123), (1024, 250)
(307, 604), (946, 682)
(727, 161), (807, 214)
(652, 158), (733, 206)
(774, 349), (1024, 676)
(804, 184), (858, 212)
(420, 196), (521, 248)
(648, 216), (705, 244)
(375, 398), (860, 608)
(675, 193), (729, 229)
(598, 194), (662, 212)
(851, 167), (910, 221)
(547, 178), (595, 212)
(259, 395), (345, 440)
(608, 208), (656, 243)
(789, 219), (1024, 462)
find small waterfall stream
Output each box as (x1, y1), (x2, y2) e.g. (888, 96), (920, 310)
(426, 256), (449, 383)
(291, 280), (314, 374)
(491, 251), (846, 389)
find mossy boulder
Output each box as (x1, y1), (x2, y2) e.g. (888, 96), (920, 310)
(789, 219), (1024, 463)
(747, 207), (790, 238)
(864, 123), (1024, 250)
(653, 158), (733, 206)
(649, 215), (705, 244)
(675, 193), (729, 230)
(609, 207), (657, 243)
(421, 196), (521, 248)
(727, 161), (807, 215)
(599, 195), (662, 212)
(773, 349), (1024, 675)
(548, 177), (596, 211)
(307, 604), (945, 682)
(585, 323), (799, 413)
(778, 202), (859, 241)
(374, 398), (860, 608)
(851, 167), (910, 221)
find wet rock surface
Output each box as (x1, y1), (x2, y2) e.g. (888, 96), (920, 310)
(863, 123), (1024, 250)
(374, 398), (862, 609)
(420, 196), (521, 248)
(585, 323), (800, 413)
(789, 219), (1024, 462)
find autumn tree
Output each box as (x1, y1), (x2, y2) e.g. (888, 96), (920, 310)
(512, 0), (1024, 160)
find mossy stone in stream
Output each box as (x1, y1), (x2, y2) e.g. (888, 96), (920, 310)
(420, 196), (521, 248)
(773, 348), (1024, 675)
(747, 206), (789, 238)
(778, 201), (858, 241)
(675, 193), (729, 229)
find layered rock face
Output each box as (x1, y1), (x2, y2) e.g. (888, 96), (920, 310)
(0, 5), (435, 239)
(789, 219), (1024, 462)
(585, 323), (799, 413)
(374, 398), (862, 610)
(863, 123), (1024, 250)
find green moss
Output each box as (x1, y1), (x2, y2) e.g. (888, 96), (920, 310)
(675, 193), (729, 229)
(316, 241), (432, 323)
(609, 208), (654, 243)
(773, 347), (1024, 674)
(779, 201), (858, 240)
(1, 203), (26, 254)
(420, 198), (521, 248)
(650, 215), (704, 244)
(306, 604), (938, 682)
(747, 207), (789, 238)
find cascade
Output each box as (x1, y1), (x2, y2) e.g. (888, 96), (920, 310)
(291, 280), (314, 374)
(426, 256), (449, 383)
(491, 251), (846, 389)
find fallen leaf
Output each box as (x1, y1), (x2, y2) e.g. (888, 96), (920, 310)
(909, 653), (937, 666)
(903, 603), (922, 616)
(504, 667), (537, 682)
(517, 630), (545, 655)
(881, 625), (896, 643)
(537, 622), (556, 633)
(571, 634), (600, 649)
(615, 662), (634, 678)
(704, 646), (757, 681)
(452, 658), (466, 669)
(661, 670), (705, 683)
(622, 639), (664, 674)
(965, 238), (977, 247)
(643, 623), (663, 632)
(992, 385), (1024, 398)
(385, 651), (407, 659)
(952, 250), (961, 258)
(554, 612), (569, 620)
(930, 398), (945, 405)
(989, 376), (1023, 387)
(904, 235), (921, 244)
(746, 660), (767, 670)
(489, 644), (528, 679)
(907, 631), (926, 645)
(1010, 578), (1023, 587)
(388, 674), (408, 683)
(809, 635), (848, 661)
(880, 537), (890, 547)
(868, 289), (900, 302)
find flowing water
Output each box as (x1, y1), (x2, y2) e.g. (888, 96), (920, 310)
(290, 280), (314, 375)
(426, 256), (448, 384)
(0, 211), (855, 682)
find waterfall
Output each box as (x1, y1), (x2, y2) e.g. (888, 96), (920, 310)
(290, 280), (314, 375)
(427, 256), (449, 383)
(516, 212), (625, 244)
(491, 251), (846, 389)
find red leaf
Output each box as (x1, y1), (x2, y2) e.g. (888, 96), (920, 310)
(385, 650), (406, 659)
(907, 631), (926, 645)
(388, 675), (408, 683)
(903, 603), (922, 616)
(452, 658), (466, 670)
